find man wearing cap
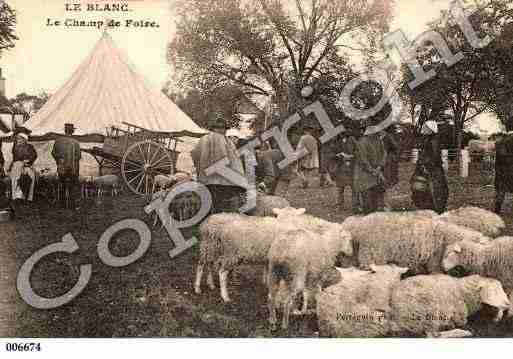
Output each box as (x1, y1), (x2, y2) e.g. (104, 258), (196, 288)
(412, 120), (448, 214)
(191, 114), (246, 214)
(297, 125), (319, 188)
(353, 121), (387, 214)
(51, 123), (81, 208)
(9, 132), (37, 202)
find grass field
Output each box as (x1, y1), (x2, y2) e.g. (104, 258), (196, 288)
(3, 161), (513, 338)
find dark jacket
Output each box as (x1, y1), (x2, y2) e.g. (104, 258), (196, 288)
(382, 131), (400, 187)
(495, 134), (513, 193)
(414, 134), (448, 214)
(52, 136), (81, 176)
(12, 142), (37, 167)
(353, 134), (386, 192)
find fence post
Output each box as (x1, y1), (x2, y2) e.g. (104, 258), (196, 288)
(460, 149), (469, 178)
(441, 149), (449, 172)
(411, 149), (418, 164)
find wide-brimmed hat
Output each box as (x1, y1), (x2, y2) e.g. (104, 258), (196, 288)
(16, 132), (28, 140)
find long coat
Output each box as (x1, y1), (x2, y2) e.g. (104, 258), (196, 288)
(382, 132), (400, 188)
(52, 136), (81, 176)
(413, 134), (448, 214)
(327, 134), (358, 187)
(353, 134), (386, 193)
(495, 133), (513, 193)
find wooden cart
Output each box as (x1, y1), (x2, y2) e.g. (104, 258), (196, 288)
(83, 122), (182, 196)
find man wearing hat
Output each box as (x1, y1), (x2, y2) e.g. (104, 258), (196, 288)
(297, 124), (320, 188)
(9, 132), (37, 202)
(353, 120), (387, 214)
(191, 113), (246, 214)
(412, 120), (448, 214)
(52, 123), (81, 208)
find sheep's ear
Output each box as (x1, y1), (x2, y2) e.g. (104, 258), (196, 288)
(453, 244), (462, 253)
(480, 280), (511, 311)
(369, 264), (378, 273)
(295, 208), (306, 215)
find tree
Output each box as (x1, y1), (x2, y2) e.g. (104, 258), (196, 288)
(167, 85), (254, 129)
(168, 0), (393, 119)
(10, 91), (51, 115)
(400, 0), (511, 157)
(0, 1), (18, 55)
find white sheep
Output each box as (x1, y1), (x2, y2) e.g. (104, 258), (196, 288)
(93, 174), (121, 197)
(317, 272), (510, 337)
(339, 212), (491, 274)
(388, 274), (510, 336)
(194, 213), (283, 302)
(438, 206), (505, 238)
(195, 208), (353, 303)
(316, 264), (408, 337)
(267, 226), (352, 330)
(442, 236), (513, 316)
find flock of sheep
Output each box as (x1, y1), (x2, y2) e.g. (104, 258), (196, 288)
(194, 196), (513, 337)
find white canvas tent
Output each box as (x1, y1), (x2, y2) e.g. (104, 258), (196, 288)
(26, 32), (205, 137)
(18, 32), (206, 175)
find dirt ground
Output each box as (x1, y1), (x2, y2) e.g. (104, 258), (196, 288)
(3, 161), (513, 337)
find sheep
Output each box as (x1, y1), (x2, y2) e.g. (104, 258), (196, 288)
(335, 210), (492, 274)
(194, 213), (284, 302)
(273, 207), (490, 274)
(442, 236), (513, 316)
(316, 264), (408, 337)
(438, 206), (505, 238)
(250, 194), (290, 217)
(342, 207), (504, 238)
(388, 275), (510, 336)
(93, 174), (121, 197)
(267, 226), (353, 330)
(317, 272), (510, 337)
(151, 172), (192, 193)
(195, 208), (353, 303)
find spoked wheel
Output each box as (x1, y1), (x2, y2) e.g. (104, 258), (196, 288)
(121, 140), (174, 197)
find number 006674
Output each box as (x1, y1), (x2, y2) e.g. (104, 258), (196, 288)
(5, 343), (42, 352)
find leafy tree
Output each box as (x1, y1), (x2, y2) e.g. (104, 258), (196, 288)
(400, 0), (511, 158)
(0, 1), (17, 55)
(10, 91), (51, 115)
(168, 0), (393, 119)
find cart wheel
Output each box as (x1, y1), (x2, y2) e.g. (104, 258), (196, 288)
(122, 140), (174, 196)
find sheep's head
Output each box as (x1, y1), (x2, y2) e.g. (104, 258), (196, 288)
(477, 277), (511, 322)
(442, 242), (464, 272)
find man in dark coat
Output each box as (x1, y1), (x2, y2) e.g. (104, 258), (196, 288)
(327, 130), (360, 211)
(353, 123), (387, 214)
(494, 132), (513, 214)
(52, 123), (81, 208)
(411, 120), (448, 214)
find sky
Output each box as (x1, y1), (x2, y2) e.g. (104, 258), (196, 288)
(0, 0), (501, 134)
